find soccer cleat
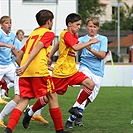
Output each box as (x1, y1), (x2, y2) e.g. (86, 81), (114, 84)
(68, 107), (82, 118)
(65, 120), (73, 129)
(0, 99), (8, 104)
(3, 127), (12, 133)
(74, 117), (84, 127)
(31, 115), (49, 124)
(0, 119), (6, 127)
(22, 108), (32, 129)
(2, 95), (11, 100)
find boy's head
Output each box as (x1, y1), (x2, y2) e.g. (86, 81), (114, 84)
(0, 16), (11, 24)
(86, 17), (100, 37)
(36, 9), (54, 29)
(66, 13), (82, 26)
(0, 16), (12, 34)
(16, 29), (25, 42)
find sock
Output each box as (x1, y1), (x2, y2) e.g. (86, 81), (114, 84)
(78, 108), (84, 115)
(0, 80), (7, 91)
(34, 107), (44, 116)
(0, 100), (17, 120)
(7, 82), (14, 90)
(31, 97), (47, 113)
(1, 89), (6, 96)
(68, 115), (76, 122)
(49, 107), (63, 131)
(7, 108), (22, 131)
(77, 88), (92, 104)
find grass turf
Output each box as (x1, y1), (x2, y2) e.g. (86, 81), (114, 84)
(0, 86), (133, 133)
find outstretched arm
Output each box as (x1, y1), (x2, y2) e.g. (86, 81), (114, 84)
(72, 38), (100, 51)
(0, 42), (15, 49)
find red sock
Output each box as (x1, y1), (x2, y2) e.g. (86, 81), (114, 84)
(0, 80), (7, 90)
(77, 88), (92, 104)
(7, 108), (22, 131)
(49, 107), (63, 131)
(32, 97), (47, 112)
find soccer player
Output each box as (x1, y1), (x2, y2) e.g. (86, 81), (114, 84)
(50, 13), (100, 118)
(0, 16), (16, 104)
(65, 17), (108, 128)
(3, 9), (70, 133)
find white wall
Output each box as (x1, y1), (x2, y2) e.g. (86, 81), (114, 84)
(0, 0), (77, 36)
(102, 64), (132, 87)
(76, 63), (132, 87)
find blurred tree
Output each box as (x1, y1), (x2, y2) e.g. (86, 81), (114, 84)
(78, 0), (106, 26)
(100, 2), (133, 31)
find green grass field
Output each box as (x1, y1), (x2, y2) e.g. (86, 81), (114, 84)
(0, 86), (133, 133)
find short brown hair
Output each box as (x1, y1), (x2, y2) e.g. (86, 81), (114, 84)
(16, 29), (25, 36)
(0, 16), (11, 24)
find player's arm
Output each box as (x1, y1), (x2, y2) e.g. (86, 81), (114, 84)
(0, 42), (15, 49)
(72, 38), (99, 51)
(16, 41), (44, 76)
(15, 50), (24, 66)
(87, 46), (106, 59)
(64, 32), (100, 51)
(48, 41), (59, 66)
(49, 41), (59, 58)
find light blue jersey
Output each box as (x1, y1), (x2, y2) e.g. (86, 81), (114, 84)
(79, 34), (108, 77)
(0, 28), (16, 65)
(11, 38), (23, 63)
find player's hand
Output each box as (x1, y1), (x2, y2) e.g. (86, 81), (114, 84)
(89, 38), (100, 44)
(48, 58), (52, 66)
(16, 64), (27, 76)
(10, 44), (15, 50)
(7, 44), (15, 50)
(48, 66), (53, 71)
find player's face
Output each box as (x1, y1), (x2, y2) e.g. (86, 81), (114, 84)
(69, 20), (81, 34)
(1, 20), (12, 34)
(17, 32), (24, 42)
(48, 19), (53, 30)
(86, 21), (99, 37)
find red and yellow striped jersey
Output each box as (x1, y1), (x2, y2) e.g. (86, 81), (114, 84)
(52, 30), (78, 78)
(20, 27), (54, 77)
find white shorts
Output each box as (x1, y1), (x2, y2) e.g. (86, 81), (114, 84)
(0, 63), (16, 83)
(14, 74), (20, 95)
(79, 66), (103, 102)
(0, 63), (19, 95)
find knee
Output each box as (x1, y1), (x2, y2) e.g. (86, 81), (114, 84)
(89, 81), (95, 90)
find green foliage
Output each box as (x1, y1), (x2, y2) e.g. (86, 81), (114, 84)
(78, 0), (106, 26)
(101, 2), (133, 31)
(1, 86), (133, 133)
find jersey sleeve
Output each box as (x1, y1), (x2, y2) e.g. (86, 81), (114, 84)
(40, 32), (54, 48)
(21, 45), (25, 52)
(100, 36), (108, 52)
(64, 32), (78, 47)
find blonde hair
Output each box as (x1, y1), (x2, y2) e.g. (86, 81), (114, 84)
(86, 17), (99, 27)
(0, 16), (11, 24)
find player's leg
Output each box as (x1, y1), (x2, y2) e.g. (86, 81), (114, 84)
(67, 69), (103, 128)
(23, 96), (48, 128)
(31, 106), (49, 124)
(48, 92), (71, 133)
(3, 98), (29, 133)
(0, 74), (20, 127)
(68, 72), (95, 118)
